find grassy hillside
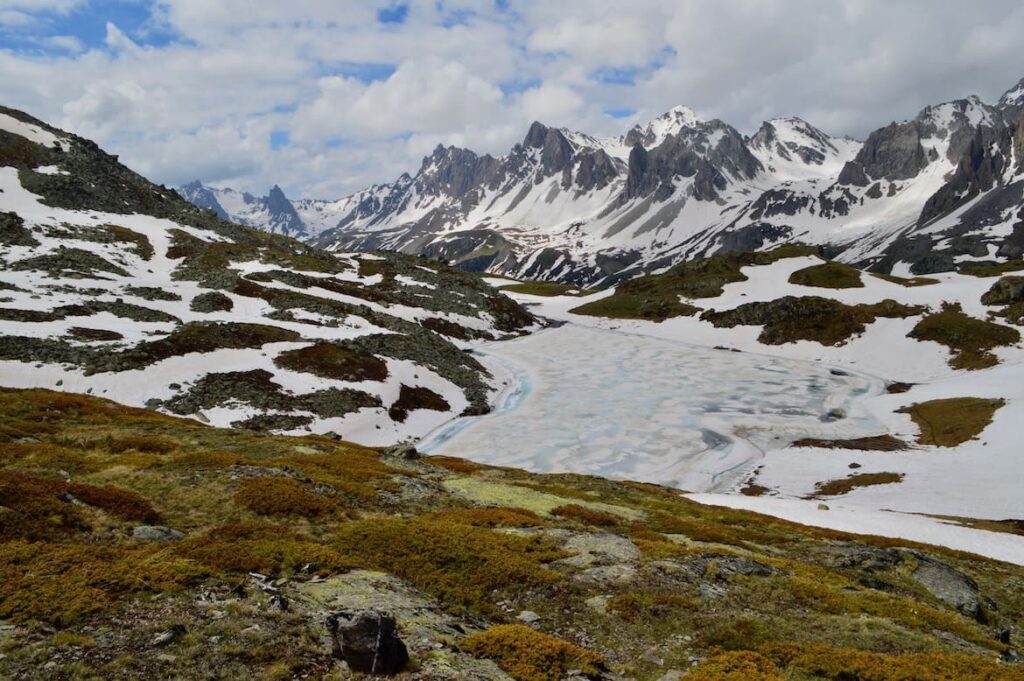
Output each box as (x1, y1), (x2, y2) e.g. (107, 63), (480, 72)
(1, 387), (1022, 680)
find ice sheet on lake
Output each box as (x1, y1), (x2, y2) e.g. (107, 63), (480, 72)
(420, 325), (886, 492)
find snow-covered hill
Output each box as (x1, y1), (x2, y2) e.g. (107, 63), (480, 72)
(0, 106), (536, 445)
(181, 76), (1024, 287)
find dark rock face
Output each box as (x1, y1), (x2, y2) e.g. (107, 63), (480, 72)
(621, 120), (760, 204)
(918, 126), (1010, 226)
(848, 121), (928, 183)
(264, 184), (305, 236)
(326, 610), (409, 675)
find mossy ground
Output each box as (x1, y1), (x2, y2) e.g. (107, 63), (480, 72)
(897, 397), (1005, 447)
(0, 387), (1022, 680)
(908, 302), (1020, 369)
(702, 296), (924, 346)
(789, 261), (864, 289)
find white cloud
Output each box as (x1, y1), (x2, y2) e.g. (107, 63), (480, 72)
(0, 0), (1022, 200)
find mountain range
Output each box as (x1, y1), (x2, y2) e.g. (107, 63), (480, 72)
(181, 76), (1024, 286)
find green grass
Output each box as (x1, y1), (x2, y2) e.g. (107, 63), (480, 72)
(897, 397), (1005, 447)
(789, 262), (864, 289)
(907, 302), (1020, 369)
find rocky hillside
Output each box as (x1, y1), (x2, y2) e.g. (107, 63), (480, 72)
(0, 386), (1022, 680)
(0, 105), (536, 446)
(184, 77), (1024, 287)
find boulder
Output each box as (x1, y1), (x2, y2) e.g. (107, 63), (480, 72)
(911, 555), (981, 620)
(326, 610), (408, 675)
(132, 525), (185, 542)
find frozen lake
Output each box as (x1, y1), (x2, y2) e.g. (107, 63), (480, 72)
(419, 324), (887, 492)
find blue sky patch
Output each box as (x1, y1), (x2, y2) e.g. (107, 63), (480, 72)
(270, 130), (290, 149)
(377, 3), (409, 24)
(605, 108), (636, 119)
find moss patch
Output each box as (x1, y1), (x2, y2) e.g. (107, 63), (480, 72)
(273, 342), (388, 382)
(812, 472), (904, 498)
(908, 302), (1020, 369)
(870, 272), (940, 287)
(897, 397), (1005, 447)
(789, 434), (908, 451)
(789, 261), (864, 289)
(702, 297), (925, 346)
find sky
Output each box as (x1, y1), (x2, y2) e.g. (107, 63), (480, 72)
(2, 0), (1023, 199)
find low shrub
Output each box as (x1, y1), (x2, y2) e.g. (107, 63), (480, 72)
(550, 504), (620, 527)
(461, 624), (606, 681)
(235, 477), (345, 518)
(178, 523), (354, 575)
(427, 507), (544, 528)
(332, 518), (566, 615)
(687, 651), (781, 681)
(763, 641), (1024, 680)
(67, 482), (162, 523)
(607, 590), (698, 623)
(0, 540), (205, 626)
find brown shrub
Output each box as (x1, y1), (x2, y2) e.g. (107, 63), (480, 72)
(388, 384), (450, 422)
(178, 523), (354, 575)
(461, 625), (606, 681)
(550, 504), (620, 527)
(427, 507), (543, 528)
(235, 477), (344, 518)
(67, 482), (162, 523)
(274, 342), (388, 382)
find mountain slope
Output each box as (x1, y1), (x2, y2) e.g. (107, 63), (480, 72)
(181, 77), (1024, 287)
(0, 105), (536, 446)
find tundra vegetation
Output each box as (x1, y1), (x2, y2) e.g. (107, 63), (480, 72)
(0, 387), (1022, 679)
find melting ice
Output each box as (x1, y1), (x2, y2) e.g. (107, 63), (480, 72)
(420, 325), (886, 493)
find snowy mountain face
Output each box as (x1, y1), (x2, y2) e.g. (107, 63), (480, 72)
(176, 77), (1024, 286)
(177, 181), (347, 239)
(0, 105), (536, 444)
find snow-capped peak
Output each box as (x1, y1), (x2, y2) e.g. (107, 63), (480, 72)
(623, 105), (703, 149)
(749, 116), (859, 180)
(999, 77), (1024, 111)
